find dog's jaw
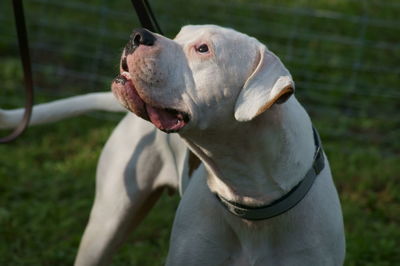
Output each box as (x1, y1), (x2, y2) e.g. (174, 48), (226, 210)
(111, 71), (190, 133)
(112, 72), (148, 120)
(145, 105), (189, 133)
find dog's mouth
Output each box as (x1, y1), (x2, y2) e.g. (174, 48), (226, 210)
(112, 72), (189, 133)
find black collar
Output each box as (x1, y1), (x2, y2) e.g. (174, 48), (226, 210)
(215, 127), (325, 221)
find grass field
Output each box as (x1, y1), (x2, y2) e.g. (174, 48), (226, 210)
(1, 0), (399, 265)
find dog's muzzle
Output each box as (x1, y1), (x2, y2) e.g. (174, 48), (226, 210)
(111, 29), (190, 133)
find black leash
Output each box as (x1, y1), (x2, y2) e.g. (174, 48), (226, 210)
(1, 0), (160, 144)
(130, 0), (163, 34)
(0, 0), (34, 144)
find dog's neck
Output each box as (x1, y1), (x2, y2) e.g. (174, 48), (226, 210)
(181, 97), (315, 206)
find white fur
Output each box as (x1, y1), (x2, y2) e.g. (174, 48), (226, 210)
(0, 25), (345, 265)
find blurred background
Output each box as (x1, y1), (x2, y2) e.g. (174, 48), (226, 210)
(0, 0), (399, 265)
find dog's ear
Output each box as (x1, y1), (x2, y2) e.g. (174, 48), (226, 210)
(234, 45), (294, 122)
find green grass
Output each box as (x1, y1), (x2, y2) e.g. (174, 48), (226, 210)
(1, 0), (399, 265)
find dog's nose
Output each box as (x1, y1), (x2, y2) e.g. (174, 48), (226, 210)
(132, 28), (156, 46)
(125, 28), (156, 56)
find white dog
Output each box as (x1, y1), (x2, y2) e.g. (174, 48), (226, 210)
(0, 25), (345, 265)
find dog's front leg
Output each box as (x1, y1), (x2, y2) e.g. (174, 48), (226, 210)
(75, 114), (185, 266)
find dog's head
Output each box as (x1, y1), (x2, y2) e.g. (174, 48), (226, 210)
(111, 25), (294, 133)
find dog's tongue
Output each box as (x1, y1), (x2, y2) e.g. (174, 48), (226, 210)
(145, 105), (185, 132)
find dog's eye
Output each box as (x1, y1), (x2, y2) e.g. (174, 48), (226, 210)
(196, 44), (209, 53)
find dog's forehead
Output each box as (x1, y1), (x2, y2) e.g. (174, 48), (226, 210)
(174, 25), (250, 45)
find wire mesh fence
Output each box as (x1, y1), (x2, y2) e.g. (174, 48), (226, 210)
(0, 0), (399, 153)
